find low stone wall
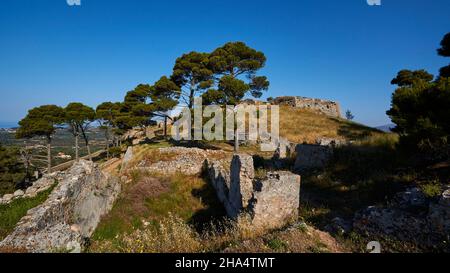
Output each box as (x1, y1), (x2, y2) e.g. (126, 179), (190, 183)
(272, 96), (341, 118)
(0, 160), (121, 253)
(0, 173), (62, 205)
(205, 154), (301, 230)
(136, 147), (228, 176)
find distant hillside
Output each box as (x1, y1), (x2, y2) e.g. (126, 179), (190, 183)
(376, 124), (395, 133)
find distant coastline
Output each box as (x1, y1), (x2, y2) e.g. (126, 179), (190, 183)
(0, 122), (18, 129)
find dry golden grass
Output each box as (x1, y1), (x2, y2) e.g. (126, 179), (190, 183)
(278, 106), (383, 144)
(90, 213), (346, 253)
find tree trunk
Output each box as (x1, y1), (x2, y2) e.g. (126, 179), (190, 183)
(75, 134), (79, 161)
(86, 144), (92, 161)
(47, 138), (52, 173)
(105, 127), (110, 159)
(164, 116), (168, 137)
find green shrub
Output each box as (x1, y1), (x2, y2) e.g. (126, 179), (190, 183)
(267, 238), (287, 251)
(420, 182), (441, 198)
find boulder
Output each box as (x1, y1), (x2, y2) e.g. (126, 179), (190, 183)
(13, 190), (24, 198)
(294, 144), (333, 172)
(2, 194), (13, 202)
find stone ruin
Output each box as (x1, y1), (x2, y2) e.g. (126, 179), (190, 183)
(0, 160), (121, 253)
(205, 154), (301, 230)
(272, 96), (342, 118)
(273, 137), (343, 172)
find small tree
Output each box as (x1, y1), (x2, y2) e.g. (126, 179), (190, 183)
(16, 105), (65, 172)
(96, 102), (122, 158)
(345, 110), (354, 121)
(438, 32), (450, 78)
(65, 103), (96, 161)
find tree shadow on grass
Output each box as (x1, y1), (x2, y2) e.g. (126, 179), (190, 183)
(188, 177), (227, 233)
(337, 121), (382, 141)
(168, 139), (222, 150)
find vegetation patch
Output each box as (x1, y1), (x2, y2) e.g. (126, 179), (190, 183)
(0, 184), (55, 240)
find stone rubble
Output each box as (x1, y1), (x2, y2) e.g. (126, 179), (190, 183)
(0, 172), (63, 205)
(353, 186), (450, 248)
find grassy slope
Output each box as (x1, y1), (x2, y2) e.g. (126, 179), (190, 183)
(0, 185), (55, 240)
(278, 106), (384, 144)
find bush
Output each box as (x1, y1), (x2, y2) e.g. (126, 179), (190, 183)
(108, 147), (122, 158)
(0, 145), (25, 196)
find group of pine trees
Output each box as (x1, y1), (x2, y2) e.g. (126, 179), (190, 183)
(15, 41), (270, 172)
(387, 32), (450, 159)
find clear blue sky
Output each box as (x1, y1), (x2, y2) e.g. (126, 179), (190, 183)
(1, 0), (449, 127)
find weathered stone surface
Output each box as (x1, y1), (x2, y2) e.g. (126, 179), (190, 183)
(315, 137), (346, 147)
(272, 96), (341, 118)
(0, 160), (121, 253)
(0, 173), (62, 205)
(273, 138), (296, 160)
(354, 186), (450, 248)
(251, 172), (301, 230)
(206, 154), (301, 230)
(293, 144), (333, 172)
(121, 146), (134, 170)
(13, 190), (24, 198)
(230, 154), (255, 213)
(138, 147), (227, 176)
(2, 194), (13, 202)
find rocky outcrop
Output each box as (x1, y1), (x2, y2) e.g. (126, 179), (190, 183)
(121, 146), (134, 170)
(0, 173), (63, 205)
(206, 154), (301, 230)
(353, 186), (450, 249)
(0, 160), (121, 253)
(272, 96), (341, 118)
(137, 147), (227, 176)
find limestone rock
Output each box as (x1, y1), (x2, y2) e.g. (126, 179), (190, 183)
(121, 146), (133, 170)
(294, 144), (333, 172)
(206, 155), (301, 230)
(139, 147), (227, 176)
(272, 96), (341, 118)
(13, 190), (24, 198)
(0, 160), (121, 253)
(3, 194), (13, 202)
(230, 154), (255, 213)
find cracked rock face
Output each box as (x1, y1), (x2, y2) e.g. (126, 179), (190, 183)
(206, 154), (301, 230)
(0, 160), (121, 253)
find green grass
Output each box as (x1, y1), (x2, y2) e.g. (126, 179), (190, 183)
(0, 184), (55, 240)
(90, 171), (225, 250)
(266, 238), (287, 251)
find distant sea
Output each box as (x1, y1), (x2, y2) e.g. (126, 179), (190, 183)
(0, 121), (18, 129)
